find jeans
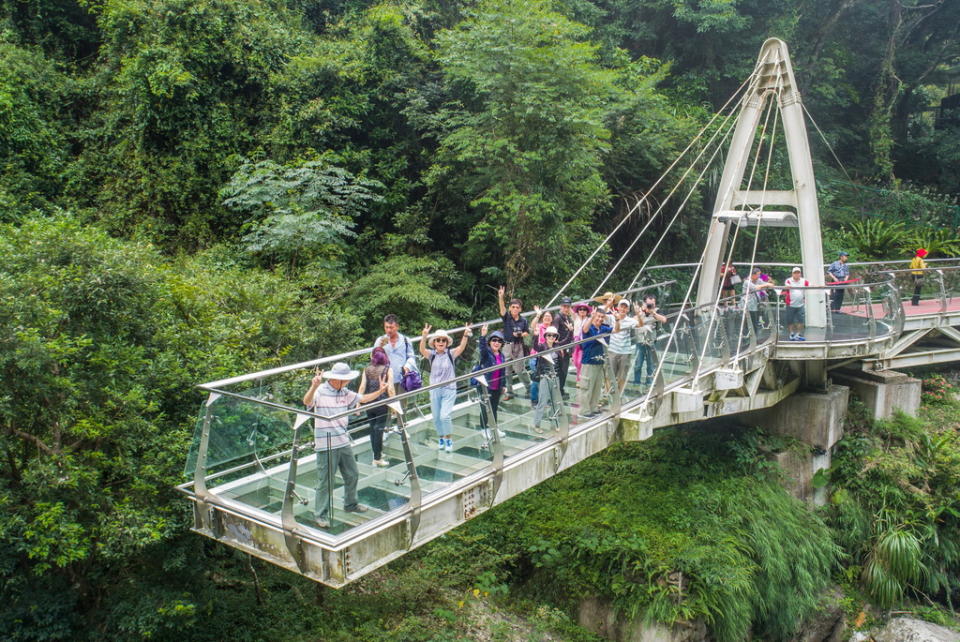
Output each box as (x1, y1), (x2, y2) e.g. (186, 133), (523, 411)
(911, 275), (923, 306)
(633, 344), (655, 383)
(430, 386), (457, 437)
(314, 445), (359, 517)
(367, 408), (388, 460)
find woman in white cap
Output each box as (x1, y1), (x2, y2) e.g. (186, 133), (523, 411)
(419, 324), (472, 452)
(302, 362), (389, 528)
(532, 326), (562, 433)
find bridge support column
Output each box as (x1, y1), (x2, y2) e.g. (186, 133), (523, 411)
(831, 369), (921, 420)
(749, 384), (849, 505)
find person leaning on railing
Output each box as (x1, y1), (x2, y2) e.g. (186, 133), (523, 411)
(910, 248), (928, 306)
(827, 251), (851, 312)
(302, 363), (390, 529)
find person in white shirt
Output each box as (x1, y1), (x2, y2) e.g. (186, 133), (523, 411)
(607, 299), (639, 392)
(783, 266), (808, 341)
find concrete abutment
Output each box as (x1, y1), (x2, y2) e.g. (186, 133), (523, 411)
(831, 369), (921, 420)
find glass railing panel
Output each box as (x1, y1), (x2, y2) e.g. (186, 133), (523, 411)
(831, 283), (872, 341)
(695, 306), (728, 373)
(939, 267), (960, 311)
(195, 395), (296, 517)
(184, 393), (296, 493)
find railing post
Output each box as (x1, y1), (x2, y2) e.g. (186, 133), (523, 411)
(394, 410), (422, 547)
(476, 384), (505, 498)
(864, 286), (876, 340)
(936, 269), (947, 314)
(193, 392), (221, 499)
(281, 413), (311, 572)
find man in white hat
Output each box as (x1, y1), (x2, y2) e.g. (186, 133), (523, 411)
(302, 362), (390, 528)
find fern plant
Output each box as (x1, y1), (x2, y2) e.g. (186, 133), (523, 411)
(836, 220), (908, 260)
(901, 227), (960, 258)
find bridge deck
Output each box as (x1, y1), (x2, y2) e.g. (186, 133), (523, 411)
(180, 266), (960, 587)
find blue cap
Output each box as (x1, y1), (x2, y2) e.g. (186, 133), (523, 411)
(838, 251), (849, 257)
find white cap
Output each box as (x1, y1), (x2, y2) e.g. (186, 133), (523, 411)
(792, 266), (802, 273)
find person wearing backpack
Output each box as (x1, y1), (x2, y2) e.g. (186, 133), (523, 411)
(783, 266), (808, 341)
(419, 324), (472, 453)
(374, 314), (420, 397)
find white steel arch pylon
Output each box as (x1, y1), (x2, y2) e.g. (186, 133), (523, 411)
(696, 38), (827, 327)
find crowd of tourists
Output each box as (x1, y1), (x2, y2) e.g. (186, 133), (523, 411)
(301, 249), (933, 526)
(300, 289), (670, 526)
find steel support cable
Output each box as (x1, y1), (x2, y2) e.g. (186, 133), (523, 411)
(694, 83), (782, 383)
(638, 85), (779, 409)
(620, 99), (748, 294)
(590, 89), (753, 299)
(732, 84), (784, 361)
(801, 102), (861, 192)
(541, 72), (757, 310)
(623, 65), (772, 294)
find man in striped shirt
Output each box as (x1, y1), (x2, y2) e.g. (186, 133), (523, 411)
(302, 362), (389, 528)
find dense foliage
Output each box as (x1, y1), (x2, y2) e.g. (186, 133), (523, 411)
(827, 384), (960, 612)
(1, 0), (959, 638)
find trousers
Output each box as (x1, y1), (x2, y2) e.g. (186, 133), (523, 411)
(314, 445), (359, 517)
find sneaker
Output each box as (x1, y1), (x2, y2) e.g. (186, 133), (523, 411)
(315, 515), (331, 528)
(480, 440), (490, 450)
(795, 335), (806, 341)
(374, 459), (390, 467)
(437, 439), (445, 450)
(496, 429), (507, 438)
(445, 441), (453, 453)
(344, 504), (368, 514)
(502, 393), (513, 402)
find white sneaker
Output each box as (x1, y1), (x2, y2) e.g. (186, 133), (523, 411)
(437, 440), (445, 450)
(496, 429), (507, 437)
(445, 442), (453, 453)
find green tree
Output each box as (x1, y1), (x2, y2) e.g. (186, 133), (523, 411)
(220, 157), (384, 271)
(428, 0), (617, 292)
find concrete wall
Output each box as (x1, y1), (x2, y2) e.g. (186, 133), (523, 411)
(831, 369), (921, 420)
(578, 597), (707, 642)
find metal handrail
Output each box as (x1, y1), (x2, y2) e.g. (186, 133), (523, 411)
(199, 279), (676, 389)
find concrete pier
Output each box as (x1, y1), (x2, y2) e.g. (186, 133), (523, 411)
(831, 369), (921, 420)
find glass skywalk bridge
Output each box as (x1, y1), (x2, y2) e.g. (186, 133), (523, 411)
(179, 269), (908, 586)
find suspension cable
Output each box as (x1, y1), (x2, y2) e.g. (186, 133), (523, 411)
(640, 80), (778, 405)
(732, 84), (783, 360)
(590, 89), (751, 298)
(541, 72), (757, 310)
(693, 82), (782, 383)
